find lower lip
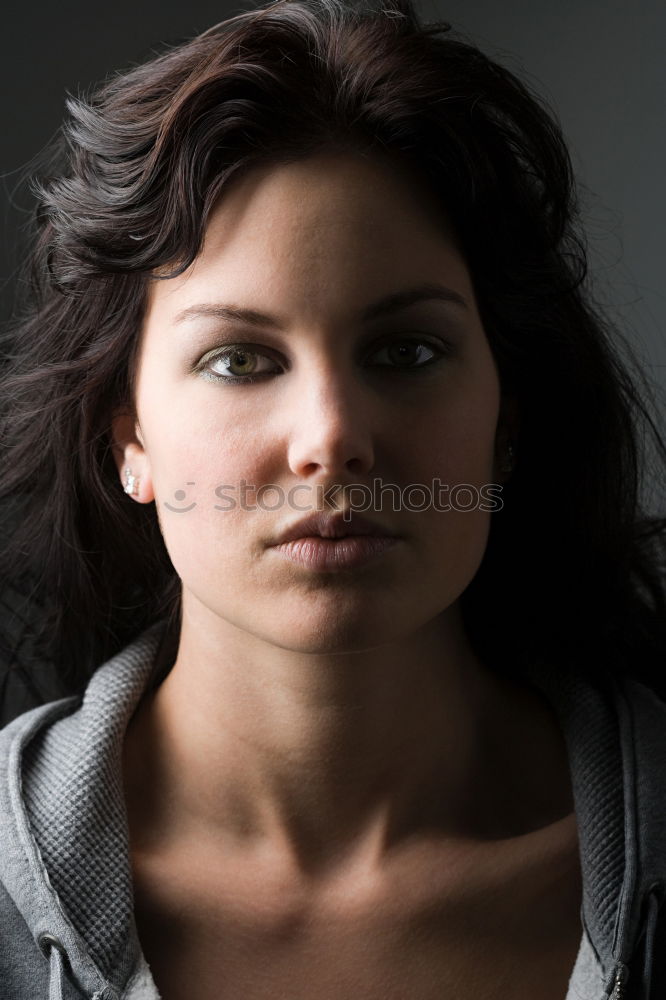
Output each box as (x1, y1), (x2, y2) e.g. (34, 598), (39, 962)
(271, 535), (399, 571)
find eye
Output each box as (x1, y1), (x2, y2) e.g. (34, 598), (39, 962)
(197, 345), (281, 384)
(368, 337), (448, 370)
(195, 335), (453, 385)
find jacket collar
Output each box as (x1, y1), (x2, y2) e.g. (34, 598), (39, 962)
(0, 621), (166, 998)
(521, 657), (666, 996)
(1, 623), (664, 997)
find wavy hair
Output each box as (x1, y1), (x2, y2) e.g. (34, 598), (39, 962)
(1, 0), (664, 707)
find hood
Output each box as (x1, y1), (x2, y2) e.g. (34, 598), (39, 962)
(0, 621), (166, 999)
(519, 655), (666, 998)
(0, 621), (665, 999)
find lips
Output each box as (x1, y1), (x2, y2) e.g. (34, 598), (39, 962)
(272, 510), (395, 545)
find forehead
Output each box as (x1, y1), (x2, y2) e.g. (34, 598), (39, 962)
(201, 148), (457, 250)
(144, 149), (473, 327)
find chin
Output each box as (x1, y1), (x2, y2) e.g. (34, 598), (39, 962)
(254, 600), (409, 654)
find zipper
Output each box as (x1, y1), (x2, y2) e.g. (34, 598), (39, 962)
(608, 883), (664, 1000)
(609, 962), (629, 999)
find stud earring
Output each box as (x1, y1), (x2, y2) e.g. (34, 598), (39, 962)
(123, 467), (140, 496)
(499, 441), (515, 476)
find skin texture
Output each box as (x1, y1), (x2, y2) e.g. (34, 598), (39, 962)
(113, 150), (582, 998)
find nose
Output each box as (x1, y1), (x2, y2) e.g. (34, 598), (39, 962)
(285, 361), (376, 482)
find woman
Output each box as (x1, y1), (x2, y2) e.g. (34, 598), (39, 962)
(0, 0), (665, 997)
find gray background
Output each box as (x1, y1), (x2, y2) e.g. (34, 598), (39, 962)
(420, 0), (666, 388)
(2, 0), (664, 481)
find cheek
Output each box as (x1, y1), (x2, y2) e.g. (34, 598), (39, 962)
(141, 397), (272, 576)
(144, 382), (266, 506)
(405, 412), (499, 489)
(429, 506), (492, 608)
(397, 359), (500, 476)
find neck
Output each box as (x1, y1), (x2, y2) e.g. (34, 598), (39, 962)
(123, 596), (571, 874)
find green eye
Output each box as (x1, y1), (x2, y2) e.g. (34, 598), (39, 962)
(198, 346), (280, 383)
(213, 349), (261, 377)
(196, 335), (452, 385)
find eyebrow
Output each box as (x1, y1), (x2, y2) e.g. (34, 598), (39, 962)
(173, 282), (469, 329)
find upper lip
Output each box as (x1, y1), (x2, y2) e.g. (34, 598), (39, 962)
(272, 511), (396, 544)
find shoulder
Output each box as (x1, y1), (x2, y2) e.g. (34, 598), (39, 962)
(613, 672), (666, 799)
(613, 673), (666, 862)
(0, 624), (166, 998)
(0, 695), (80, 838)
(0, 699), (81, 999)
(0, 877), (53, 996)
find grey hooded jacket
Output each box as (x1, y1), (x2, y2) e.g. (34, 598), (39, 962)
(0, 620), (665, 999)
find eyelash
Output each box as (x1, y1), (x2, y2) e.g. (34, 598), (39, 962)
(195, 336), (455, 385)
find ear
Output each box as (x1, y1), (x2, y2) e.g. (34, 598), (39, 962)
(493, 394), (520, 484)
(110, 408), (155, 504)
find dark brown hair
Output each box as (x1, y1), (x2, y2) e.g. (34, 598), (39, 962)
(1, 0), (664, 710)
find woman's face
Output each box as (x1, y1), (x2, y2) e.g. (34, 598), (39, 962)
(116, 150), (509, 653)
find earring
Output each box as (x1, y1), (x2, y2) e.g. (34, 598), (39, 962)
(499, 441), (515, 476)
(123, 466), (140, 496)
